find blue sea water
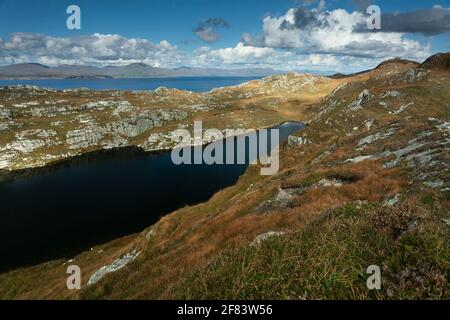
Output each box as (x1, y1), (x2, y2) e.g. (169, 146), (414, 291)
(0, 76), (262, 92)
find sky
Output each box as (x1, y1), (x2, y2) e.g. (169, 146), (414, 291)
(0, 0), (449, 73)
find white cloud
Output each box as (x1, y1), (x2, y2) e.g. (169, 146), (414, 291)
(190, 44), (375, 73)
(1, 32), (348, 72)
(248, 7), (431, 60)
(0, 7), (435, 75)
(191, 42), (292, 67)
(0, 33), (184, 67)
(307, 54), (338, 66)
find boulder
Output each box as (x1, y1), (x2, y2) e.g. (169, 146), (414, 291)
(250, 231), (285, 246)
(88, 250), (141, 286)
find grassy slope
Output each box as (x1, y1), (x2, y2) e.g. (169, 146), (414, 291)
(169, 200), (449, 300)
(163, 64), (450, 300)
(0, 59), (449, 300)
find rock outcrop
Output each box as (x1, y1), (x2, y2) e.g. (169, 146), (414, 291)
(88, 250), (141, 286)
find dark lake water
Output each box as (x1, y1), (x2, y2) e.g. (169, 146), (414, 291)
(0, 122), (305, 273)
(0, 76), (262, 92)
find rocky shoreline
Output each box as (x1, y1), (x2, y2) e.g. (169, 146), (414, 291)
(0, 120), (306, 183)
(0, 73), (338, 173)
(0, 144), (176, 183)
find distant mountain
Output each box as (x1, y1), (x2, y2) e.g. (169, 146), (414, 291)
(0, 63), (281, 79)
(0, 63), (51, 78)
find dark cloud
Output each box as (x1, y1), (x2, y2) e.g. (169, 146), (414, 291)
(240, 32), (264, 47)
(378, 7), (450, 35)
(284, 5), (450, 36)
(194, 18), (230, 43)
(280, 7), (330, 30)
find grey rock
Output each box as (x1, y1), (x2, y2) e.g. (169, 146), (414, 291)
(403, 68), (429, 83)
(107, 117), (154, 138)
(347, 89), (373, 112)
(250, 231), (285, 246)
(383, 194), (400, 207)
(380, 91), (401, 99)
(0, 105), (13, 119)
(315, 178), (343, 188)
(88, 250), (141, 286)
(288, 135), (310, 146)
(424, 180), (445, 189)
(66, 125), (105, 150)
(358, 128), (396, 146)
(345, 155), (376, 164)
(383, 142), (427, 168)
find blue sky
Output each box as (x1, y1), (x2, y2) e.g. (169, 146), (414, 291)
(0, 0), (448, 72)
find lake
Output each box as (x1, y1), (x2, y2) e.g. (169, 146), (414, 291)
(0, 122), (305, 272)
(0, 76), (263, 92)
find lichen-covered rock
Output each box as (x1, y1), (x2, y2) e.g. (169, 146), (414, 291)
(403, 68), (429, 83)
(390, 102), (414, 115)
(107, 117), (155, 138)
(250, 231), (285, 246)
(315, 178), (343, 188)
(383, 194), (400, 207)
(358, 128), (396, 146)
(380, 91), (402, 99)
(347, 89), (373, 112)
(0, 105), (13, 119)
(288, 135), (310, 146)
(88, 250), (141, 286)
(106, 109), (188, 138)
(66, 125), (105, 150)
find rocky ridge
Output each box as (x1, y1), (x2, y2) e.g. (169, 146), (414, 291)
(0, 73), (339, 173)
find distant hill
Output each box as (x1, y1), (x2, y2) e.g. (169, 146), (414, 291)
(329, 58), (420, 79)
(420, 52), (450, 70)
(0, 63), (281, 79)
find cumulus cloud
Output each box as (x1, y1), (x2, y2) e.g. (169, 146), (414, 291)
(285, 53), (384, 72)
(191, 42), (291, 67)
(242, 6), (431, 61)
(0, 30), (388, 73)
(189, 43), (365, 73)
(0, 32), (184, 67)
(306, 54), (338, 66)
(194, 18), (230, 43)
(0, 4), (442, 74)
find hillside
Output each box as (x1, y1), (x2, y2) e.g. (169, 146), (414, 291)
(0, 53), (448, 300)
